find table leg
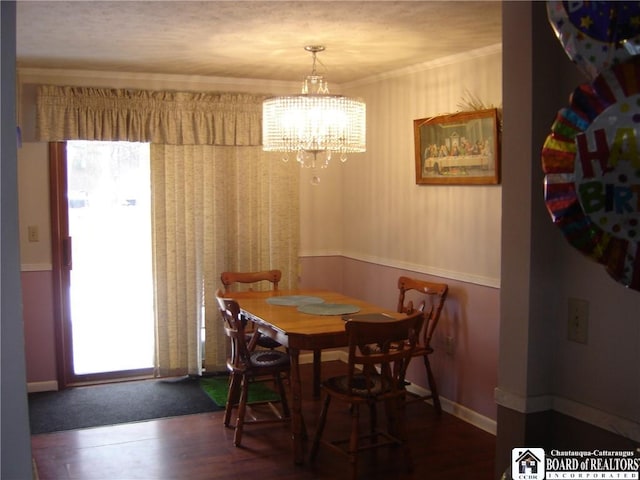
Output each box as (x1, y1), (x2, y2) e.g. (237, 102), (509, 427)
(289, 348), (304, 464)
(313, 349), (321, 399)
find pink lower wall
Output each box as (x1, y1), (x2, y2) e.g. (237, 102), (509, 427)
(300, 255), (499, 421)
(23, 257), (500, 421)
(21, 270), (57, 384)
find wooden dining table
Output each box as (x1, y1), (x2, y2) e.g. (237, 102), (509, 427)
(223, 289), (404, 465)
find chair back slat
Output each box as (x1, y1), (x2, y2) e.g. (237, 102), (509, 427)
(345, 312), (422, 397)
(397, 276), (448, 348)
(221, 270), (281, 293)
(215, 290), (253, 369)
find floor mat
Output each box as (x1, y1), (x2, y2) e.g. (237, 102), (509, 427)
(199, 376), (281, 407)
(29, 377), (222, 434)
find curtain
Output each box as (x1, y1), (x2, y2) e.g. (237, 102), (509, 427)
(152, 145), (299, 374)
(36, 86), (262, 145)
(36, 85), (300, 376)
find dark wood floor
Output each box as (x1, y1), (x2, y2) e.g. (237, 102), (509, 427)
(31, 361), (496, 480)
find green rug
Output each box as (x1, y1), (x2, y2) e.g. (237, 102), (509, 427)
(199, 376), (281, 407)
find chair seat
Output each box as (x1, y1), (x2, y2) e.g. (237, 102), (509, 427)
(414, 345), (434, 355)
(246, 333), (282, 350)
(249, 349), (290, 368)
(392, 340), (433, 355)
(323, 373), (388, 398)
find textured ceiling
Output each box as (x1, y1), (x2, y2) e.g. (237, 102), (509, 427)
(16, 1), (502, 84)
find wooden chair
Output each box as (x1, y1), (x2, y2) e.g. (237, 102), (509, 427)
(309, 312), (422, 480)
(396, 276), (448, 414)
(221, 269), (324, 399)
(221, 270), (283, 349)
(215, 290), (290, 447)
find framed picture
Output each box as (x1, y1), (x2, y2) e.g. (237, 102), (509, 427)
(414, 108), (500, 185)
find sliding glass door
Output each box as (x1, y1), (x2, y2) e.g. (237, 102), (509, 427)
(51, 141), (155, 386)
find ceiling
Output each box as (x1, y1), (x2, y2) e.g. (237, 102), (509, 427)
(16, 1), (502, 85)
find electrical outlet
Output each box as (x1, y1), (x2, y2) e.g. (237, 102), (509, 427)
(444, 336), (455, 355)
(568, 298), (588, 344)
(27, 225), (39, 243)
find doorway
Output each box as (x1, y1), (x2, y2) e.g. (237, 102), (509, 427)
(50, 141), (155, 386)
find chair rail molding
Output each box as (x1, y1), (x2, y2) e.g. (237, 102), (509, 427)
(21, 263), (52, 272)
(299, 251), (500, 289)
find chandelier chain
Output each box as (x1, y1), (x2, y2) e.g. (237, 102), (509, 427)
(304, 45), (324, 67)
(311, 49), (318, 76)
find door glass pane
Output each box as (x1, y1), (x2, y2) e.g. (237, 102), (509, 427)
(67, 141), (154, 375)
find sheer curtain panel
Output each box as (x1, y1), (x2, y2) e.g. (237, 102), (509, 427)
(151, 144), (299, 375)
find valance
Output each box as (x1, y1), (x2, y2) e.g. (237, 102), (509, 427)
(36, 85), (264, 146)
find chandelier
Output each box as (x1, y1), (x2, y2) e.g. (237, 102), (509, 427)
(262, 46), (366, 185)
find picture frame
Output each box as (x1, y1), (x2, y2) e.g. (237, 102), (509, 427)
(414, 108), (500, 185)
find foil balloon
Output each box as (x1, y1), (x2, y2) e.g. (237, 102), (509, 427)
(541, 56), (640, 290)
(547, 1), (640, 80)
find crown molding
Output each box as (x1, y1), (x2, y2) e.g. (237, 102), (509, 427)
(344, 43), (503, 89)
(17, 67), (299, 94)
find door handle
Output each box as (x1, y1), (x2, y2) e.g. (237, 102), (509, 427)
(63, 236), (72, 269)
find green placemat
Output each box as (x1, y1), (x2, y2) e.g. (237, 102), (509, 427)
(200, 376), (280, 407)
(297, 303), (361, 315)
(266, 295), (325, 306)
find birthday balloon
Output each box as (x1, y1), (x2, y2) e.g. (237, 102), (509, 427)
(541, 56), (640, 290)
(547, 1), (640, 80)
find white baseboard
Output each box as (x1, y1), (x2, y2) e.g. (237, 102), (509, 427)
(27, 381), (58, 393)
(552, 396), (640, 443)
(494, 387), (640, 443)
(406, 382), (497, 435)
(300, 351), (497, 436)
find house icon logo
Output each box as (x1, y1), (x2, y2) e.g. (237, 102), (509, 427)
(512, 448), (545, 480)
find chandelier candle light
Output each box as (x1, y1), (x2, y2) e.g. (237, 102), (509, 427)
(262, 46), (366, 185)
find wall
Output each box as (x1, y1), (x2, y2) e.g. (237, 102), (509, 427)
(1, 2), (34, 477)
(343, 47), (501, 427)
(300, 47), (502, 287)
(300, 46), (502, 428)
(343, 47), (502, 287)
(495, 2), (640, 474)
(18, 142), (57, 392)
